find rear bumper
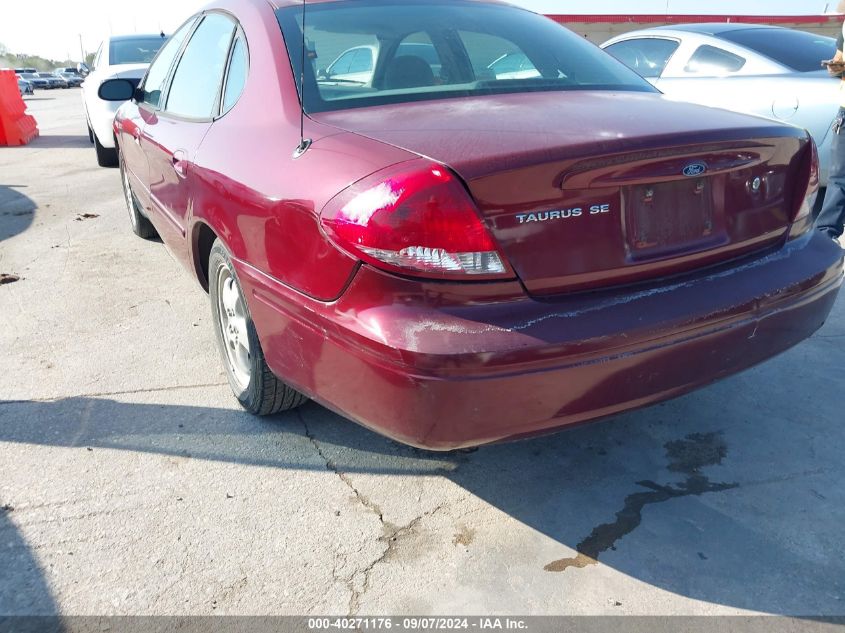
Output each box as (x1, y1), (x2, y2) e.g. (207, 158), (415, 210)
(236, 231), (843, 450)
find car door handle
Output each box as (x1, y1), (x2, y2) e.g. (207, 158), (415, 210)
(172, 150), (188, 178)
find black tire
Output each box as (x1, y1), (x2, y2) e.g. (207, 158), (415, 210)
(208, 239), (308, 416)
(119, 153), (158, 240)
(94, 133), (118, 167)
(87, 123), (94, 144)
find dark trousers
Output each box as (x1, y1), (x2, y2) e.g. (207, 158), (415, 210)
(817, 107), (845, 238)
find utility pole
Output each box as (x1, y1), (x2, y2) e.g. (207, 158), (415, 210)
(78, 34), (84, 62)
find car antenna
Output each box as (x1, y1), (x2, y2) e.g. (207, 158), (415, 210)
(293, 0), (312, 159)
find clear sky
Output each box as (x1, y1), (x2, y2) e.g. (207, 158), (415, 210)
(1, 0), (206, 61)
(0, 0), (839, 62)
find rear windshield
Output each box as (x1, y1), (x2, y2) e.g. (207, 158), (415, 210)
(718, 28), (836, 72)
(109, 37), (166, 65)
(276, 0), (655, 113)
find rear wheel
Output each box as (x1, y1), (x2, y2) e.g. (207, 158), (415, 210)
(119, 153), (157, 239)
(94, 133), (118, 167)
(209, 240), (308, 416)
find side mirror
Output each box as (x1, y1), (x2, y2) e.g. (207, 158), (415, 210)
(317, 67), (329, 79)
(98, 78), (135, 101)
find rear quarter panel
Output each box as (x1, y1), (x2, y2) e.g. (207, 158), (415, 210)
(188, 0), (415, 300)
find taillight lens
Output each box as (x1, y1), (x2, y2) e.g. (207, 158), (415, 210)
(793, 138), (819, 223)
(320, 162), (512, 279)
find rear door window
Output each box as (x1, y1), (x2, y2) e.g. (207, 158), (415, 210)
(166, 13), (236, 119)
(141, 18), (196, 109)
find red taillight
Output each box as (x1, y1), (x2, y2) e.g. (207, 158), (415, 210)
(793, 138), (820, 223)
(320, 162), (512, 279)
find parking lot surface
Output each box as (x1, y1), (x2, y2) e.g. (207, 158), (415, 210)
(1, 90), (844, 616)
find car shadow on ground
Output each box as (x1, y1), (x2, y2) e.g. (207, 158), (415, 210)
(0, 510), (58, 619)
(0, 185), (35, 244)
(26, 135), (91, 150)
(1, 302), (844, 616)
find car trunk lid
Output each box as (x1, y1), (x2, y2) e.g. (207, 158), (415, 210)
(311, 91), (811, 295)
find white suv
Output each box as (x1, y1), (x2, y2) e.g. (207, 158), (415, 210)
(82, 34), (167, 166)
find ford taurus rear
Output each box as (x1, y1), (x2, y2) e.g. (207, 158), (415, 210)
(111, 0), (844, 449)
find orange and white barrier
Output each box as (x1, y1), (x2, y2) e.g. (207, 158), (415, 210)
(0, 70), (38, 146)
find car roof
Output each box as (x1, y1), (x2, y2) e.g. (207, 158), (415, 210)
(650, 23), (789, 36)
(108, 34), (166, 42)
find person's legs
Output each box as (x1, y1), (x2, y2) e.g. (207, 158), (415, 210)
(817, 109), (845, 239)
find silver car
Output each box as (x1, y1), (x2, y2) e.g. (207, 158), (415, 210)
(602, 24), (840, 187)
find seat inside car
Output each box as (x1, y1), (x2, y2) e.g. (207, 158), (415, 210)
(383, 55), (435, 89)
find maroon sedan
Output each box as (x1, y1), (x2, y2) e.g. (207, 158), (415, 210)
(102, 0), (843, 449)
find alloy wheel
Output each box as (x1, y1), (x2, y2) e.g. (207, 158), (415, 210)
(215, 266), (252, 390)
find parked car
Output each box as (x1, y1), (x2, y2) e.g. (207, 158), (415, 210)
(103, 0), (842, 449)
(17, 78), (34, 95)
(57, 72), (83, 87)
(17, 72), (48, 90)
(82, 33), (167, 166)
(36, 72), (65, 89)
(487, 52), (541, 80)
(318, 42), (442, 85)
(54, 66), (83, 77)
(602, 24), (840, 187)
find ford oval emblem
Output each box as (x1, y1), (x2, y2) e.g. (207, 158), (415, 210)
(683, 162), (707, 177)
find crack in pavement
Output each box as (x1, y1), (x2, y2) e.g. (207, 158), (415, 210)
(0, 382), (229, 405)
(342, 505), (447, 616)
(297, 411), (445, 615)
(298, 411), (385, 523)
(545, 432), (739, 573)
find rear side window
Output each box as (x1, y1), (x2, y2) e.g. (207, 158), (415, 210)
(685, 45), (746, 75)
(222, 35), (248, 113)
(141, 18), (196, 109)
(605, 38), (679, 79)
(166, 13), (236, 119)
(718, 28), (836, 73)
